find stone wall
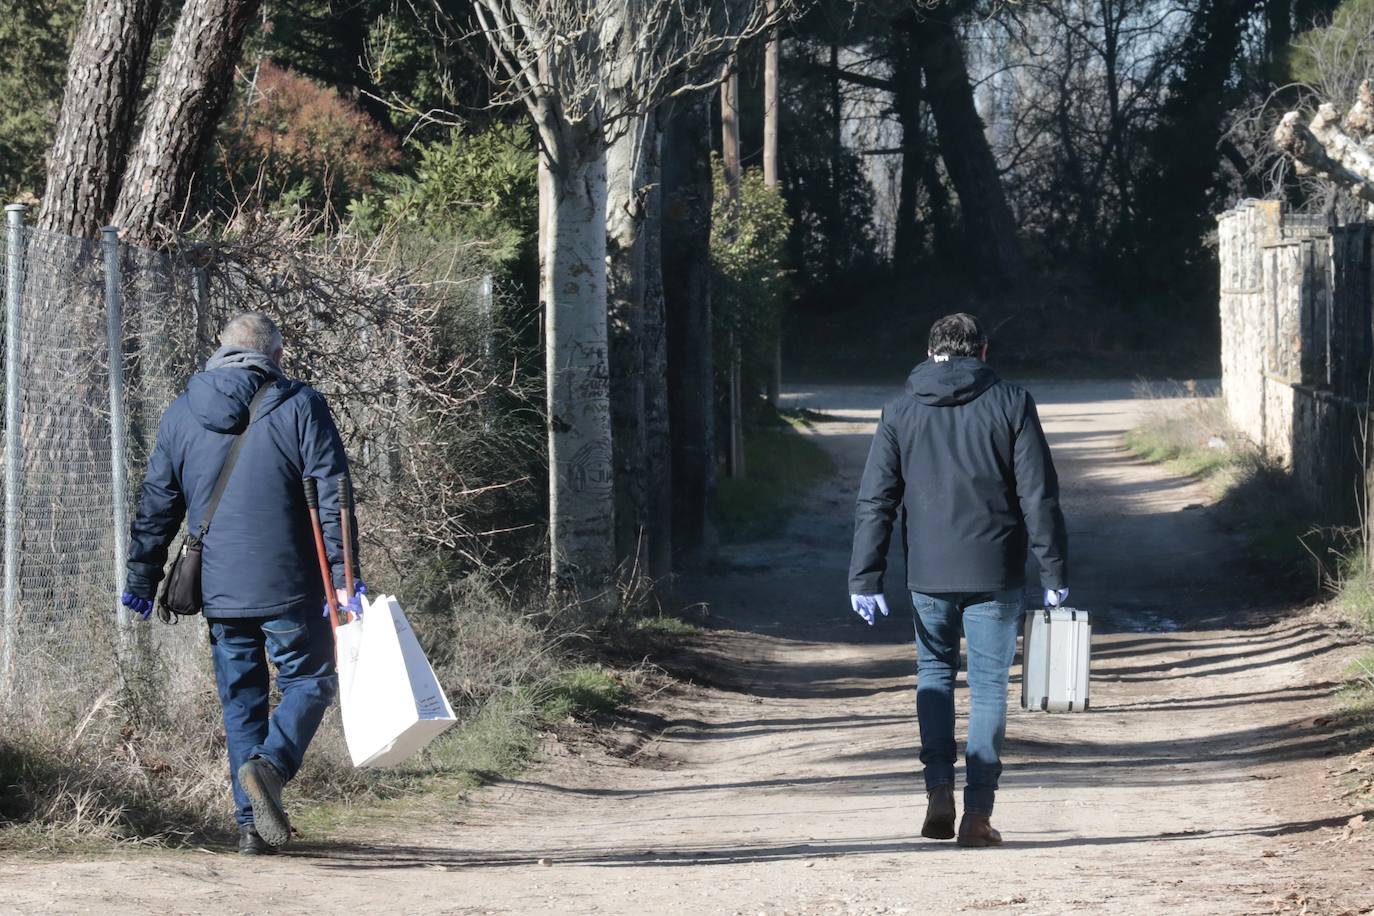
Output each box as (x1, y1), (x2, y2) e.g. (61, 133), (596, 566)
(1216, 203), (1372, 525)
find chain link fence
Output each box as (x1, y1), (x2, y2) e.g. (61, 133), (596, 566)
(0, 209), (212, 704)
(0, 206), (504, 712)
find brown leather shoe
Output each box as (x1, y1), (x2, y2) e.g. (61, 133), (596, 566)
(956, 813), (1003, 848)
(921, 784), (956, 840)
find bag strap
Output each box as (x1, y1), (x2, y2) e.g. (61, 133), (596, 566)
(195, 378), (274, 540)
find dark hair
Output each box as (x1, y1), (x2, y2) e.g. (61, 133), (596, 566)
(928, 313), (987, 358)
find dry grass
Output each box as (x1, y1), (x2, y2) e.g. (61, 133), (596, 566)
(1126, 387), (1320, 588)
(0, 573), (658, 850)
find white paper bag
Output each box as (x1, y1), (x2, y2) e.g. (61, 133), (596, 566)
(335, 593), (457, 768)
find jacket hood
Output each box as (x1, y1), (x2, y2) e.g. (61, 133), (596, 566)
(905, 356), (999, 407)
(187, 362), (291, 433)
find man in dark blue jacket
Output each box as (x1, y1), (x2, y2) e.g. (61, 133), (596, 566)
(848, 313), (1068, 848)
(120, 312), (357, 855)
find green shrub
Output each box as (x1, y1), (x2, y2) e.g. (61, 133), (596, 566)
(349, 123), (538, 265)
(711, 161), (792, 391)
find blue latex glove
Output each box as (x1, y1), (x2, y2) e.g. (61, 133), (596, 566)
(1044, 587), (1070, 608)
(121, 591), (153, 621)
(323, 580), (366, 622)
(849, 593), (891, 626)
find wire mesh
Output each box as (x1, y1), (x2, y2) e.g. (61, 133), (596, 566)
(0, 216), (501, 710)
(0, 222), (209, 703)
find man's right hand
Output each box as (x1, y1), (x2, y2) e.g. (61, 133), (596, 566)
(121, 591), (153, 621)
(850, 593), (891, 626)
(323, 581), (367, 622)
(1044, 587), (1070, 607)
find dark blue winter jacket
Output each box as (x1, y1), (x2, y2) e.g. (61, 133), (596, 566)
(125, 348), (357, 619)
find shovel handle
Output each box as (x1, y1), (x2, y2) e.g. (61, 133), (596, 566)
(304, 477), (340, 634)
(338, 475), (356, 602)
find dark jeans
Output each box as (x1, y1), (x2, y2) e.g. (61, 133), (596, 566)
(911, 589), (1024, 816)
(209, 607), (337, 826)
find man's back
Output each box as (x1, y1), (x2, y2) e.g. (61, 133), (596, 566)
(127, 353), (352, 618)
(849, 356), (1067, 596)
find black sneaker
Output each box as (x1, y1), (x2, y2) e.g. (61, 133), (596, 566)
(238, 824), (276, 856)
(237, 757), (291, 848)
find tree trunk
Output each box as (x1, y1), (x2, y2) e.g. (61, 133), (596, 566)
(722, 62), (743, 199)
(764, 4), (782, 408)
(720, 59), (744, 479)
(607, 116), (649, 575)
(763, 9), (780, 189)
(663, 96), (716, 565)
(640, 119), (674, 588)
(1265, 0), (1291, 77)
(892, 30), (924, 273)
(37, 0), (163, 238)
(911, 11), (1028, 288)
(111, 0), (263, 244)
(546, 136), (617, 608)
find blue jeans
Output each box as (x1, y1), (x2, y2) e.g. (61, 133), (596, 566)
(209, 607), (338, 826)
(911, 590), (1024, 816)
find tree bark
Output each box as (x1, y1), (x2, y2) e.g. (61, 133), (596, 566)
(891, 29), (923, 273)
(607, 116), (650, 574)
(37, 0), (163, 238)
(911, 11), (1028, 288)
(663, 96), (716, 565)
(763, 3), (781, 408)
(722, 62), (743, 199)
(640, 119), (674, 588)
(763, 6), (780, 189)
(546, 132), (617, 607)
(111, 0), (263, 245)
(720, 58), (744, 479)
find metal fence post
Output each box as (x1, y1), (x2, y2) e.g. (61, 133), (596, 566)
(2, 204), (26, 694)
(102, 227), (131, 637)
(480, 273), (495, 364)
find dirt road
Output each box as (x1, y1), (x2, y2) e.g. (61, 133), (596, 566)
(6, 382), (1372, 914)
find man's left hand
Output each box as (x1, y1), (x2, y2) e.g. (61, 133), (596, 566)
(850, 593), (891, 625)
(121, 591), (153, 621)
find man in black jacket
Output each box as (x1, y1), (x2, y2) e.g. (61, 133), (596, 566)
(848, 313), (1068, 848)
(119, 312), (359, 855)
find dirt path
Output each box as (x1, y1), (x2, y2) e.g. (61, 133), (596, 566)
(6, 382), (1373, 915)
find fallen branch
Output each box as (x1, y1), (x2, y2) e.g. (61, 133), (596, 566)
(1274, 106), (1374, 204)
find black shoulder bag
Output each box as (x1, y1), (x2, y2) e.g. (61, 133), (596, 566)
(158, 380), (273, 623)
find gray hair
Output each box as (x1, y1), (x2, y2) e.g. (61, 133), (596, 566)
(220, 311), (283, 358)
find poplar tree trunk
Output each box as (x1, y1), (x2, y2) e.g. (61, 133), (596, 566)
(607, 116), (650, 574)
(38, 0), (163, 238)
(663, 96), (716, 564)
(763, 12), (780, 187)
(912, 11), (1027, 288)
(764, 5), (782, 408)
(546, 135), (616, 608)
(112, 0), (263, 244)
(720, 61), (744, 480)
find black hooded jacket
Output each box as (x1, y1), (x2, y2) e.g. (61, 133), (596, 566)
(848, 357), (1067, 595)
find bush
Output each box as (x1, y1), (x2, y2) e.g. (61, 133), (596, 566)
(711, 161), (792, 394)
(210, 62), (401, 217)
(348, 123), (538, 267)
